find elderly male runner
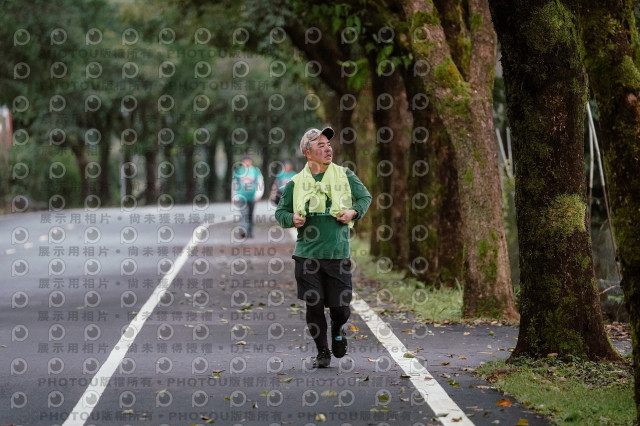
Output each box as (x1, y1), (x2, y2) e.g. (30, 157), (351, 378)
(275, 127), (372, 368)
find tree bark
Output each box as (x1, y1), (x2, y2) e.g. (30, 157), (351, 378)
(207, 132), (219, 202)
(98, 112), (112, 206)
(144, 150), (158, 205)
(403, 67), (464, 285)
(579, 0), (640, 414)
(368, 61), (411, 267)
(142, 106), (158, 205)
(489, 0), (620, 359)
(122, 113), (134, 199)
(123, 145), (133, 199)
(401, 0), (518, 318)
(183, 140), (195, 204)
(70, 144), (88, 204)
(351, 78), (375, 237)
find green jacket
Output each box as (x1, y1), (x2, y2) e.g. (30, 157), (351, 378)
(275, 166), (372, 259)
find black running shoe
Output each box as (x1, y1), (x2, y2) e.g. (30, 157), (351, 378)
(313, 348), (331, 368)
(332, 326), (347, 358)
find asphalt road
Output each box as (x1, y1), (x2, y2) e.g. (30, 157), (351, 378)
(1, 202), (549, 426)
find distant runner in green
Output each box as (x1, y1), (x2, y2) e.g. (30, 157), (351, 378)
(231, 153), (263, 239)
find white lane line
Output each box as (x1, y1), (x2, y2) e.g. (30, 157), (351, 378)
(63, 220), (223, 426)
(351, 292), (474, 425)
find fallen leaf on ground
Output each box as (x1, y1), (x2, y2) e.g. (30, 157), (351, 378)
(497, 398), (512, 407)
(516, 420), (529, 425)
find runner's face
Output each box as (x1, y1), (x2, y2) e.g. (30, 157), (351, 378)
(306, 135), (332, 165)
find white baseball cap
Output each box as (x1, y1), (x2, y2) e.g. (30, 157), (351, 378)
(300, 127), (335, 153)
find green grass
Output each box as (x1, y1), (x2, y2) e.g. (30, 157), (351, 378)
(351, 238), (463, 323)
(477, 357), (635, 425)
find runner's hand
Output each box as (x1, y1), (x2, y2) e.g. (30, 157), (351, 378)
(293, 211), (306, 228)
(336, 209), (356, 224)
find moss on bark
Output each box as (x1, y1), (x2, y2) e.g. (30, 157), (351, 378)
(469, 13), (483, 33)
(432, 56), (472, 121)
(542, 194), (586, 239)
(412, 9), (440, 27)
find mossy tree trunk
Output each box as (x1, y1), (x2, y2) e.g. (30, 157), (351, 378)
(400, 0), (518, 319)
(404, 68), (464, 285)
(351, 80), (376, 238)
(489, 0), (620, 360)
(183, 138), (195, 204)
(122, 141), (133, 199)
(206, 132), (219, 202)
(368, 61), (411, 267)
(579, 0), (640, 416)
(141, 106), (158, 205)
(97, 111), (113, 206)
(144, 150), (158, 205)
(70, 143), (88, 204)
